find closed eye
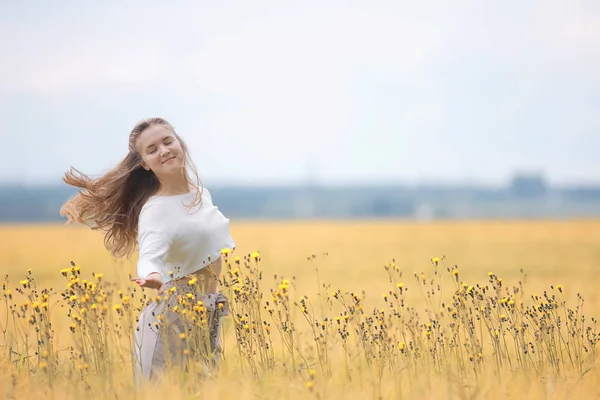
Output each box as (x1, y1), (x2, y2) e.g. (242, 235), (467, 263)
(145, 136), (174, 154)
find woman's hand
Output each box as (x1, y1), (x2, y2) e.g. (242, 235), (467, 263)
(130, 272), (164, 292)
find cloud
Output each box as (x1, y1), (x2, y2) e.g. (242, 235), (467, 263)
(1, 1), (599, 185)
(183, 8), (442, 174)
(190, 9), (440, 96)
(0, 30), (165, 96)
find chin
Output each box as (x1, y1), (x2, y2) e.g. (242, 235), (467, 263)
(161, 160), (183, 172)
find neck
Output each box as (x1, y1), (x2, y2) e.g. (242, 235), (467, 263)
(157, 172), (190, 196)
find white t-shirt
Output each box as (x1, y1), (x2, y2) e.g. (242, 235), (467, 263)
(136, 187), (236, 282)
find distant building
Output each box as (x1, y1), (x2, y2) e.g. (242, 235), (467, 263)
(508, 172), (548, 198)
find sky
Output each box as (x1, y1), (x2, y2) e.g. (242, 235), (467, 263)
(1, 0), (599, 187)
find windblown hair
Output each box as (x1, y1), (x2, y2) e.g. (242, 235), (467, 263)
(60, 117), (203, 258)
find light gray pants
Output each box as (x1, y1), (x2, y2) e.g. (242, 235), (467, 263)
(132, 280), (229, 385)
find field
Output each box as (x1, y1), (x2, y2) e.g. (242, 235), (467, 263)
(1, 219), (600, 399)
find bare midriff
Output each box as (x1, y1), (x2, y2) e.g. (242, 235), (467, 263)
(171, 257), (222, 294)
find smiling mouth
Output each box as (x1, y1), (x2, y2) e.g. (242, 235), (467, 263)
(162, 157), (176, 164)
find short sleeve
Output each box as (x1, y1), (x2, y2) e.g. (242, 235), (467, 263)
(136, 204), (170, 279)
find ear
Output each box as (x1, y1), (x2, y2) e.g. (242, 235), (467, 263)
(141, 161), (150, 171)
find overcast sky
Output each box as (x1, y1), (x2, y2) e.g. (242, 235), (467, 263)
(1, 0), (598, 187)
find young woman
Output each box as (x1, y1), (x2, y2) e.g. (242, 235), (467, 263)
(60, 117), (236, 384)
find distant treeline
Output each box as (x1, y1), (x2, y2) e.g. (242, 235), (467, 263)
(1, 176), (600, 222)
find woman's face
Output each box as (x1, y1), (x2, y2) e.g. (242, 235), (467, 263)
(136, 124), (185, 177)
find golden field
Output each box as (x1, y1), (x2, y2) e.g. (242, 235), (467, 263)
(1, 219), (600, 399)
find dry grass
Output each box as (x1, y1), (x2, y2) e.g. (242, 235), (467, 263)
(1, 219), (599, 399)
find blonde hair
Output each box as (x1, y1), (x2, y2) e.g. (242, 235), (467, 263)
(60, 117), (203, 258)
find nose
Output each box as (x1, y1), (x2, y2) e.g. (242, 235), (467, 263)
(160, 146), (171, 157)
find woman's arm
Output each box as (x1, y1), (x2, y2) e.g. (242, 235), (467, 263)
(130, 272), (163, 291)
(132, 204), (169, 292)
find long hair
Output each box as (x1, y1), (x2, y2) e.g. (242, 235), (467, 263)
(60, 117), (203, 258)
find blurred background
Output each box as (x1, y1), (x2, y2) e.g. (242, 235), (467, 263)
(1, 0), (599, 222)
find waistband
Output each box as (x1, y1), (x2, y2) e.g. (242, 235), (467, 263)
(157, 281), (229, 316)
